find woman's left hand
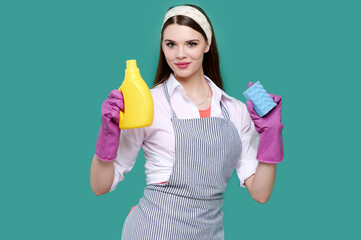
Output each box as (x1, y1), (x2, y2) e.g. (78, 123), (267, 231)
(246, 81), (284, 164)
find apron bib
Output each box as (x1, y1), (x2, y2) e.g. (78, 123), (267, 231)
(121, 84), (242, 240)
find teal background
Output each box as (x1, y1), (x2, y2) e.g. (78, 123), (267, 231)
(1, 0), (360, 239)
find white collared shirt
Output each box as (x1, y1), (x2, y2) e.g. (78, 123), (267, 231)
(110, 74), (259, 191)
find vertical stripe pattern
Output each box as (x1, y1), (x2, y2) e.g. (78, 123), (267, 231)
(121, 84), (242, 240)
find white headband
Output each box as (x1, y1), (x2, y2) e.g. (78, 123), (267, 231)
(161, 6), (212, 46)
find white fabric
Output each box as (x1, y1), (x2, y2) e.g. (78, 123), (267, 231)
(110, 74), (259, 191)
(162, 5), (212, 46)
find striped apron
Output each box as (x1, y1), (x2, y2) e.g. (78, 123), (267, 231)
(121, 84), (242, 240)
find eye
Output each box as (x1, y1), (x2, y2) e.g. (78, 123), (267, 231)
(166, 42), (175, 47)
(188, 42), (198, 47)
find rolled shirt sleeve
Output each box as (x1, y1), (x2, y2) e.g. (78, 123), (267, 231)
(109, 127), (144, 192)
(234, 101), (259, 188)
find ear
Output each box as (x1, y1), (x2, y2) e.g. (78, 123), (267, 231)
(204, 41), (210, 53)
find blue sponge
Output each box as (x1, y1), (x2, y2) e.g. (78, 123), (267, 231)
(243, 81), (277, 117)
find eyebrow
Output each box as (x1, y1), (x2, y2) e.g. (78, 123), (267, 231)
(164, 39), (200, 42)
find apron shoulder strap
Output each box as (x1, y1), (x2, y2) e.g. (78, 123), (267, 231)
(162, 83), (177, 119)
(220, 101), (231, 121)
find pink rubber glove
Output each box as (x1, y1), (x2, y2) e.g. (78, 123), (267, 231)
(246, 82), (284, 163)
(95, 89), (124, 162)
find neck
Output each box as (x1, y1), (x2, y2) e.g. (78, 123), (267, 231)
(174, 68), (212, 109)
(174, 68), (209, 98)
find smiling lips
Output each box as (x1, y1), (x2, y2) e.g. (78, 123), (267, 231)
(175, 62), (190, 69)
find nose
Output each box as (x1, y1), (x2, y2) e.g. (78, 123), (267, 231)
(176, 45), (186, 59)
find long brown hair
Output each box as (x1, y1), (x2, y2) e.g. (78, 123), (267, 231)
(153, 4), (223, 90)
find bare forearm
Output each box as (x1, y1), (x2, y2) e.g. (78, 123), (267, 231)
(245, 162), (276, 203)
(90, 154), (114, 195)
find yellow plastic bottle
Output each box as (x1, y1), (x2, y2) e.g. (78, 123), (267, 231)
(118, 59), (154, 129)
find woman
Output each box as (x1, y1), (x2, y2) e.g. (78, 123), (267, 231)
(90, 4), (284, 240)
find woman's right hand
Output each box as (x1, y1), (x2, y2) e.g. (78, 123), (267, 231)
(95, 89), (124, 161)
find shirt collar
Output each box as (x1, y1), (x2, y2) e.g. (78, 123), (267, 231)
(165, 73), (234, 102)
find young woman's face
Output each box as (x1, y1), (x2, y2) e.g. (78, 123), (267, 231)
(162, 24), (210, 80)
